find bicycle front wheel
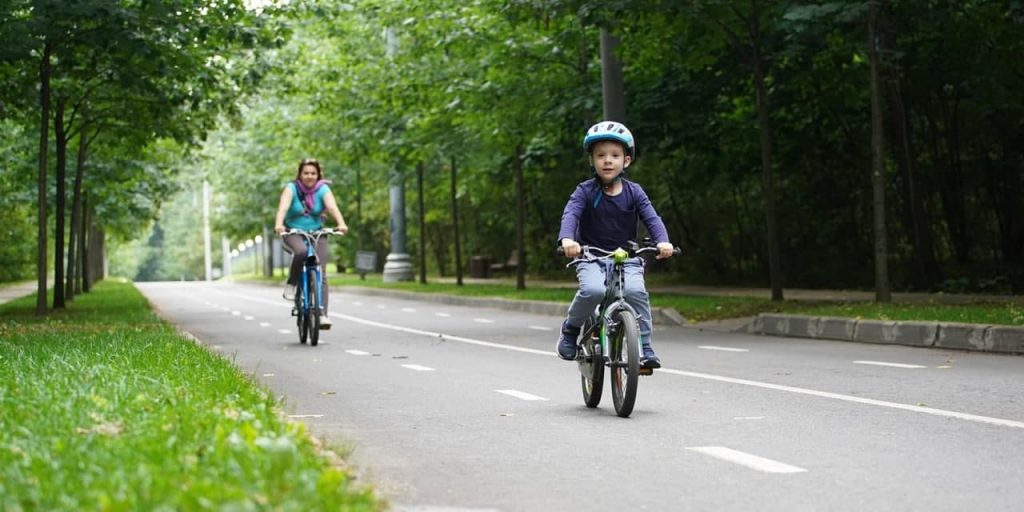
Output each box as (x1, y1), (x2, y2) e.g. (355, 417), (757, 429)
(609, 309), (640, 418)
(297, 284), (308, 345)
(308, 272), (321, 346)
(578, 317), (604, 408)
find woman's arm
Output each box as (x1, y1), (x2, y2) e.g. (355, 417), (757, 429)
(274, 186), (293, 234)
(323, 189), (349, 234)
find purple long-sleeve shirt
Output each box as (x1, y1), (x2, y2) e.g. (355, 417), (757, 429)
(557, 178), (669, 251)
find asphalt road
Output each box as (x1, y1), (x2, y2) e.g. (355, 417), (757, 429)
(137, 281), (1024, 512)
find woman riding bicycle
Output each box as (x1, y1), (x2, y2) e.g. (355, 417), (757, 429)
(274, 158), (349, 329)
(557, 121), (675, 367)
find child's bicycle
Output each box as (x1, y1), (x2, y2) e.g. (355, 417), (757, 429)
(282, 228), (342, 346)
(558, 241), (680, 418)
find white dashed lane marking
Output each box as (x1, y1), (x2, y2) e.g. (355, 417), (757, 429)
(346, 349), (371, 356)
(853, 360), (927, 369)
(495, 390), (549, 401)
(231, 311), (240, 316)
(699, 346), (749, 352)
(473, 318), (495, 324)
(278, 329), (291, 334)
(686, 446), (807, 474)
(401, 364), (435, 372)
(259, 322), (271, 327)
(244, 316), (254, 320)
(528, 325), (553, 331)
(401, 307), (417, 312)
(435, 312), (451, 317)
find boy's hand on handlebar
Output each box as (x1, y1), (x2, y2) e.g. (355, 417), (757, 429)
(561, 238), (581, 258)
(656, 242), (675, 260)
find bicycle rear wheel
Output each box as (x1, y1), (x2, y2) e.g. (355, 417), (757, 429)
(578, 317), (604, 408)
(609, 309), (640, 418)
(308, 272), (321, 346)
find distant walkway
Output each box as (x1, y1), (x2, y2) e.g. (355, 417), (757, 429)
(432, 277), (1022, 304)
(0, 281), (39, 305)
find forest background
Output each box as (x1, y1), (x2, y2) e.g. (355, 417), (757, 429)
(2, 0), (1022, 314)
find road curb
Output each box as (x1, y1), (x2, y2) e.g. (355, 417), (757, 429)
(339, 286), (687, 326)
(753, 313), (1024, 354)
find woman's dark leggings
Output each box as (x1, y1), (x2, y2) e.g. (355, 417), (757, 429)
(283, 234), (329, 314)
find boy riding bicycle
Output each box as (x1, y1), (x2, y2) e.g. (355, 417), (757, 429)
(557, 121), (675, 368)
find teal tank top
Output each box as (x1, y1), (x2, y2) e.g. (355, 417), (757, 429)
(283, 182), (330, 231)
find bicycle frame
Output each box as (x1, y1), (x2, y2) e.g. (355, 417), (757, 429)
(290, 230), (328, 317)
(573, 247), (643, 366)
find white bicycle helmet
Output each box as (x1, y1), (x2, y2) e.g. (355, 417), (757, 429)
(583, 121), (635, 160)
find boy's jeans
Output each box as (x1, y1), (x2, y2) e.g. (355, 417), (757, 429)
(565, 257), (652, 342)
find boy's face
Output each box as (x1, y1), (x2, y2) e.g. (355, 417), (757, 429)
(590, 140), (631, 183)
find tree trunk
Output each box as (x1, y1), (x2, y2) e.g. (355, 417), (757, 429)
(417, 161), (427, 284)
(67, 130), (88, 302)
(749, 8), (784, 301)
(36, 41), (52, 316)
(515, 143), (526, 290)
(869, 1), (891, 302)
(600, 27), (626, 123)
(82, 199), (91, 293)
(450, 156), (463, 286)
(53, 98), (67, 309)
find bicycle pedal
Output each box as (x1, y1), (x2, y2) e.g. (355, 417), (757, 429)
(639, 367), (654, 376)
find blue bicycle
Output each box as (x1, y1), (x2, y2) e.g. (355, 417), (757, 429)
(282, 228), (340, 346)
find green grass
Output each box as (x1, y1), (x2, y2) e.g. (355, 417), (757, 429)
(0, 280), (380, 511)
(234, 271), (1024, 326)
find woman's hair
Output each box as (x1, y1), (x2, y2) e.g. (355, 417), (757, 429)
(295, 158), (323, 180)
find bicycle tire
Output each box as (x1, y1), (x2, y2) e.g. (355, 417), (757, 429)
(298, 282), (309, 345)
(609, 309), (640, 418)
(578, 317), (604, 408)
(309, 272), (320, 346)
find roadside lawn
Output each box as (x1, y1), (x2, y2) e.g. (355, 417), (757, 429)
(0, 280), (381, 511)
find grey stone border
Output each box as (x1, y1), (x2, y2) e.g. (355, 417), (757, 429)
(753, 313), (1024, 354)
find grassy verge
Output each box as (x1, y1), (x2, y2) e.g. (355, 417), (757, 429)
(235, 271), (1024, 326)
(0, 280), (380, 511)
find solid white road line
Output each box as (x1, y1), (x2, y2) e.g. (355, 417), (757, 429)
(853, 360), (927, 369)
(346, 349), (371, 356)
(495, 390), (549, 401)
(686, 446), (807, 474)
(401, 364), (435, 372)
(209, 288), (1024, 430)
(699, 345), (749, 352)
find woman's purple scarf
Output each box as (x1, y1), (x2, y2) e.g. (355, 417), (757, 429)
(295, 179), (331, 215)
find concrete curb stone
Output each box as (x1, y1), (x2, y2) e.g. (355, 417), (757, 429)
(753, 313), (1022, 354)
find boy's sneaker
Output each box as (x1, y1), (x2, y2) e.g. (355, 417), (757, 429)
(556, 320), (580, 360)
(320, 316), (332, 330)
(641, 344), (661, 369)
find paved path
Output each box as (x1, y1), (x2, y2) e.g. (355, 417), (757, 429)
(0, 281), (38, 305)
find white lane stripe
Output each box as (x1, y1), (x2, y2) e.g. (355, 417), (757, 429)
(288, 414), (324, 419)
(495, 390), (549, 401)
(346, 349), (371, 356)
(208, 289), (1024, 430)
(402, 364), (435, 372)
(687, 446), (807, 474)
(656, 367), (1024, 430)
(528, 325), (553, 331)
(435, 312), (452, 317)
(853, 360), (927, 369)
(231, 311), (240, 315)
(259, 322), (271, 327)
(244, 315), (254, 320)
(699, 345), (749, 352)
(278, 329), (290, 334)
(473, 318), (495, 324)
(401, 307), (417, 312)
(352, 301), (364, 306)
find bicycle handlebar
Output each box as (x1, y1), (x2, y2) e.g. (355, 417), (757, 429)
(556, 243), (682, 259)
